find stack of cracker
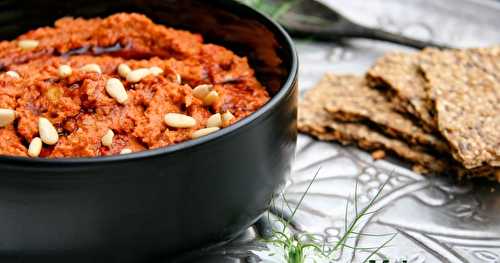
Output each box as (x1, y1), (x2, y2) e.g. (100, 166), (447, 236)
(298, 46), (500, 180)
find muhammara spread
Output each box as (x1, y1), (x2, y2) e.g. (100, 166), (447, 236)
(0, 13), (270, 158)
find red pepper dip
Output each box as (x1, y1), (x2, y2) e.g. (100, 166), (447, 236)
(0, 13), (270, 158)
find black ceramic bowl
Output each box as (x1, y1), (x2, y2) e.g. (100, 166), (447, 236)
(0, 0), (297, 262)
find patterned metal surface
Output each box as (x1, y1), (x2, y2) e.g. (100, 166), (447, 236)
(173, 0), (500, 262)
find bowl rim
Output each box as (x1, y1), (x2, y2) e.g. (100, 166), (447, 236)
(0, 0), (299, 166)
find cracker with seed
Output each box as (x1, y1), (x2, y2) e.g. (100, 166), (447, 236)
(420, 47), (500, 170)
(321, 74), (449, 153)
(298, 75), (448, 173)
(367, 52), (437, 131)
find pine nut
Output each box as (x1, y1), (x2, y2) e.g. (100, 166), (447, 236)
(192, 84), (213, 99)
(58, 65), (72, 78)
(80, 64), (102, 74)
(0, 108), (16, 127)
(206, 113), (222, 128)
(6, 71), (20, 79)
(175, 73), (182, 84)
(126, 68), (151, 83)
(38, 117), (59, 145)
(191, 127), (219, 139)
(106, 78), (128, 104)
(117, 63), (132, 78)
(164, 113), (197, 128)
(18, 40), (39, 50)
(222, 111), (235, 126)
(101, 129), (114, 147)
(28, 137), (42, 157)
(120, 148), (132, 154)
(149, 66), (164, 76)
(203, 90), (220, 106)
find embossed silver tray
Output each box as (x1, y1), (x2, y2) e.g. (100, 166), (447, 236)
(174, 0), (500, 262)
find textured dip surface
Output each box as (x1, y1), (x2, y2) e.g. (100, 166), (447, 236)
(0, 13), (270, 158)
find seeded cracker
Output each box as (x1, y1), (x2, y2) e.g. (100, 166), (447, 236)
(298, 75), (448, 173)
(420, 47), (500, 169)
(367, 52), (437, 131)
(321, 74), (448, 153)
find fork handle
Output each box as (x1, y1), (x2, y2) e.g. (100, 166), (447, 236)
(358, 26), (451, 50)
(286, 22), (451, 50)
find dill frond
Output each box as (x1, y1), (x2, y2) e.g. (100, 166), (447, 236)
(259, 169), (397, 263)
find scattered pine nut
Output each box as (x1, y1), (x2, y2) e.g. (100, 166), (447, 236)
(192, 84), (213, 99)
(191, 127), (220, 139)
(175, 73), (182, 84)
(28, 137), (42, 157)
(120, 148), (133, 154)
(18, 39), (39, 50)
(0, 108), (16, 127)
(203, 90), (220, 106)
(126, 68), (151, 83)
(149, 66), (164, 76)
(118, 64), (132, 78)
(106, 78), (128, 104)
(58, 65), (72, 78)
(6, 71), (20, 79)
(206, 113), (222, 128)
(101, 129), (114, 147)
(222, 111), (235, 126)
(38, 117), (59, 145)
(80, 64), (102, 74)
(164, 113), (197, 128)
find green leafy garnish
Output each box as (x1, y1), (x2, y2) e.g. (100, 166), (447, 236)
(255, 169), (397, 263)
(239, 0), (298, 19)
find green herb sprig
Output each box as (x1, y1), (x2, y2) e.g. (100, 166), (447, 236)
(258, 169), (397, 263)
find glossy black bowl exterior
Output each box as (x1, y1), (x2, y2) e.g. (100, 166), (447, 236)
(0, 0), (298, 262)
